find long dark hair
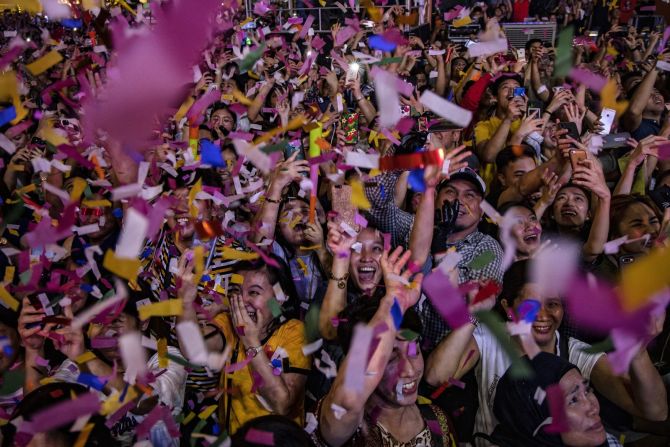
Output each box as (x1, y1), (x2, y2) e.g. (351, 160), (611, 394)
(232, 254), (301, 335)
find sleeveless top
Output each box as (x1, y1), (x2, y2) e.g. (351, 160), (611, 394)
(312, 400), (457, 447)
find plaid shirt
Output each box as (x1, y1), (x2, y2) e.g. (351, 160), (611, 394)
(418, 231), (504, 352)
(606, 433), (623, 447)
(364, 170), (413, 248)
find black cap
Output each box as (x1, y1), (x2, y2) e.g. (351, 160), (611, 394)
(438, 167), (486, 196)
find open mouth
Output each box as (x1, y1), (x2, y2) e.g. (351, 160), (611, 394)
(400, 380), (418, 395)
(177, 216), (191, 226)
(588, 421), (604, 432)
(245, 307), (257, 323)
(523, 233), (539, 243)
(357, 265), (377, 282)
(560, 208), (578, 217)
(532, 323), (552, 335)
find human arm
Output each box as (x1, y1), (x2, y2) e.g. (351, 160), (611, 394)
(318, 222), (356, 340)
(252, 152), (310, 243)
(348, 75), (376, 124)
(247, 78), (275, 123)
(621, 64), (658, 132)
(318, 247), (423, 446)
(614, 136), (663, 195)
(572, 158), (610, 262)
(425, 325), (479, 385)
(230, 294), (307, 416)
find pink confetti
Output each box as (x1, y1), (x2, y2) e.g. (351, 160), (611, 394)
(447, 377), (466, 389)
(568, 68), (607, 92)
(298, 16), (314, 39)
(427, 419), (443, 435)
(245, 428), (274, 445)
(383, 233), (391, 251)
(311, 35), (326, 51)
(185, 88), (221, 123)
(395, 116), (415, 135)
(335, 26), (357, 47)
(544, 384), (569, 433)
(444, 6), (463, 21)
(81, 0), (222, 151)
(354, 213), (368, 228)
(22, 392), (100, 433)
(422, 268), (470, 329)
(656, 142), (670, 160)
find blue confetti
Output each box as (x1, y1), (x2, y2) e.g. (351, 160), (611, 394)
(408, 169), (426, 193)
(391, 297), (403, 330)
(0, 106), (17, 127)
(271, 358), (282, 369)
(212, 424), (220, 435)
(80, 283), (93, 292)
(77, 372), (107, 391)
(517, 299), (541, 323)
(200, 139), (225, 168)
(380, 184), (386, 199)
(112, 208), (123, 218)
(368, 34), (396, 52)
(61, 18), (83, 29)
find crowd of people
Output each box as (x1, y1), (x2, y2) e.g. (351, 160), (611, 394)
(0, 0), (670, 445)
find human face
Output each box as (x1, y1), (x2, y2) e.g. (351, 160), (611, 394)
(278, 199), (310, 247)
(436, 179), (483, 234)
(452, 59), (467, 78)
(94, 313), (138, 362)
(512, 283), (563, 349)
(617, 202), (661, 254)
(646, 88), (665, 115)
(499, 156), (536, 188)
(77, 194), (116, 242)
(415, 73), (427, 90)
(553, 186), (589, 229)
(349, 228), (384, 293)
(209, 108), (235, 133)
(228, 269), (276, 334)
(496, 79), (521, 107)
(166, 188), (210, 241)
(374, 338), (424, 406)
(507, 206), (542, 257)
(0, 322), (19, 373)
(434, 129), (462, 149)
(559, 369), (607, 447)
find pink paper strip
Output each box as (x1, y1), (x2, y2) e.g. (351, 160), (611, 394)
(245, 428), (275, 445)
(298, 15), (314, 39)
(544, 384), (569, 433)
(422, 268), (470, 329)
(27, 392), (100, 432)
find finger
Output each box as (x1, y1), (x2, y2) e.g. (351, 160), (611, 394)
(387, 245), (404, 266)
(395, 249), (412, 274)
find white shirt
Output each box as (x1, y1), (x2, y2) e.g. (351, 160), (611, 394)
(472, 326), (604, 446)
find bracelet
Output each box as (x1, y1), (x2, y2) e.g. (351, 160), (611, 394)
(265, 197), (281, 204)
(469, 314), (479, 327)
(329, 272), (349, 289)
(356, 96), (365, 102)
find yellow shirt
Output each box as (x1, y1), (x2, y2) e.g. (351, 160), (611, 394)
(473, 115), (522, 189)
(218, 316), (311, 434)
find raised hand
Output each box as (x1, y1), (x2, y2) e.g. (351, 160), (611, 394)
(381, 246), (423, 312)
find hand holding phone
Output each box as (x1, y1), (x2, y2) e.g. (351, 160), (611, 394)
(569, 149), (587, 170)
(331, 184), (358, 231)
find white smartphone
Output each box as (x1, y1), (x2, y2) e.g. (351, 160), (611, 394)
(516, 48), (526, 63)
(599, 108), (616, 135)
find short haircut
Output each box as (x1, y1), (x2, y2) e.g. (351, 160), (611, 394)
(495, 144), (537, 171)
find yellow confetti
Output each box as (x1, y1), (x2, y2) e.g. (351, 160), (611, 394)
(220, 247), (259, 261)
(188, 179), (202, 218)
(230, 274), (244, 284)
(3, 266), (15, 284)
(100, 387), (138, 416)
(417, 396), (432, 405)
(232, 89), (253, 106)
(452, 16), (472, 28)
(350, 179), (371, 210)
(102, 249), (142, 282)
(81, 199), (112, 208)
(0, 71), (28, 124)
(0, 286), (19, 311)
(138, 299), (184, 321)
(157, 338), (168, 368)
(299, 244), (322, 251)
(296, 257), (308, 275)
(309, 124), (322, 158)
(73, 423), (94, 447)
(182, 411), (197, 425)
(70, 177), (87, 202)
(174, 96), (195, 122)
(289, 214), (303, 229)
(75, 351), (97, 364)
(620, 248), (670, 311)
(198, 404), (218, 420)
(193, 245), (204, 285)
(600, 79), (628, 117)
(26, 50), (63, 76)
(82, 0), (101, 10)
(254, 115), (306, 145)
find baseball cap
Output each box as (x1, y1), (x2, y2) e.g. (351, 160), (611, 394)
(438, 167), (486, 196)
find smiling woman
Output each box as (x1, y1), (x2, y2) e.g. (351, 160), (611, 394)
(217, 255), (311, 435)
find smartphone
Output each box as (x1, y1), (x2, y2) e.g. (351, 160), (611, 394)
(569, 149), (587, 170)
(516, 48), (526, 63)
(527, 107), (541, 119)
(598, 108), (615, 135)
(340, 112), (360, 145)
(284, 139), (305, 161)
(553, 86), (565, 93)
(559, 122), (580, 141)
(513, 87), (526, 98)
(400, 105), (411, 117)
(345, 65), (359, 84)
(331, 184), (357, 230)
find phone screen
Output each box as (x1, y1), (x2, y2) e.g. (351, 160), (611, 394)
(599, 108), (615, 135)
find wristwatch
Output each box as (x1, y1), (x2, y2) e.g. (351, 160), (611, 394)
(245, 345), (263, 359)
